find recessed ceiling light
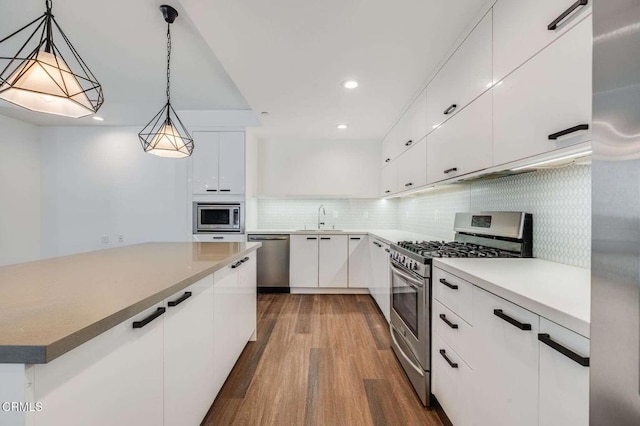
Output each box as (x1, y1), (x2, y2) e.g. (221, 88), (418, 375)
(337, 124), (348, 129)
(92, 116), (104, 121)
(343, 80), (358, 89)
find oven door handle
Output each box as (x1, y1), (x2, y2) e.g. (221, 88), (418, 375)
(390, 263), (424, 288)
(390, 325), (425, 376)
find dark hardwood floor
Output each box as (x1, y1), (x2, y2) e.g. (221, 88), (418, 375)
(202, 294), (442, 426)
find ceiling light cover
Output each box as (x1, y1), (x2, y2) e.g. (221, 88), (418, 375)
(0, 0), (103, 117)
(138, 5), (193, 158)
(343, 80), (358, 89)
(337, 124), (348, 129)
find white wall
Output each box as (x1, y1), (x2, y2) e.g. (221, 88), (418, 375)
(40, 126), (189, 258)
(0, 115), (41, 266)
(244, 129), (259, 229)
(257, 138), (380, 198)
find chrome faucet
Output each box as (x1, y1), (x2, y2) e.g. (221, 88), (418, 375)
(317, 204), (326, 229)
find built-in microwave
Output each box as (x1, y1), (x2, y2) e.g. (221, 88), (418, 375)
(193, 202), (244, 233)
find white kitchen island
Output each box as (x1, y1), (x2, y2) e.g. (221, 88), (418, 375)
(0, 242), (260, 426)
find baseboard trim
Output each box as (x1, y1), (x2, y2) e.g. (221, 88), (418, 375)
(290, 288), (370, 295)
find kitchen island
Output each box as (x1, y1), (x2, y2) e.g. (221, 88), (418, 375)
(0, 242), (260, 426)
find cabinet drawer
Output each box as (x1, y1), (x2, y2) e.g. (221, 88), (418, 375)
(433, 300), (474, 367)
(426, 11), (492, 131)
(493, 0), (592, 82)
(426, 90), (492, 184)
(433, 267), (473, 324)
(493, 17), (592, 166)
(539, 318), (590, 426)
(432, 334), (474, 426)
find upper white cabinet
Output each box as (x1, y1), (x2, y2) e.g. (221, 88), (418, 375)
(290, 235), (320, 288)
(493, 0), (592, 82)
(493, 17), (592, 166)
(318, 235), (348, 288)
(348, 235), (370, 288)
(538, 318), (590, 426)
(192, 131), (245, 195)
(381, 89), (427, 164)
(427, 90), (492, 184)
(426, 11), (492, 131)
(380, 160), (398, 197)
(396, 137), (427, 192)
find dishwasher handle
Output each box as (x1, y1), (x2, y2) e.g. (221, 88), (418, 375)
(248, 236), (290, 241)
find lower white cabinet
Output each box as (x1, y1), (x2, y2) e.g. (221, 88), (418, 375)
(369, 238), (391, 322)
(34, 304), (165, 426)
(164, 277), (215, 426)
(290, 235), (320, 287)
(539, 318), (590, 426)
(348, 235), (370, 288)
(319, 235), (348, 288)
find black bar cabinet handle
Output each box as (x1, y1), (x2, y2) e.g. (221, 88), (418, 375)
(385, 248), (390, 253)
(439, 278), (458, 290)
(538, 333), (590, 367)
(439, 349), (458, 369)
(548, 0), (588, 30)
(494, 309), (532, 331)
(220, 189), (231, 192)
(212, 237), (224, 240)
(548, 124), (589, 140)
(405, 140), (413, 147)
(385, 158), (391, 163)
(307, 237), (317, 240)
(168, 291), (192, 307)
(206, 189), (217, 192)
(350, 237), (361, 240)
(241, 256), (250, 262)
(385, 190), (391, 194)
(444, 167), (458, 174)
(439, 314), (459, 329)
(230, 260), (243, 269)
(133, 307), (165, 329)
(373, 241), (382, 247)
(320, 237), (331, 240)
(443, 104), (457, 115)
(405, 182), (413, 187)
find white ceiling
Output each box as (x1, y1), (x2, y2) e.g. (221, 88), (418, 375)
(0, 0), (250, 126)
(180, 0), (490, 140)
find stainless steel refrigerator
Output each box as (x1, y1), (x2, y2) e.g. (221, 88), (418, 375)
(591, 0), (640, 423)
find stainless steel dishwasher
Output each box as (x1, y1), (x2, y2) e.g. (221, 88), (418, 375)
(247, 235), (290, 293)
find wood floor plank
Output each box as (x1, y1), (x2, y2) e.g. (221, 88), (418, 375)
(203, 294), (442, 426)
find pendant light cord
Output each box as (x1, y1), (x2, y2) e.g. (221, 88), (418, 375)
(166, 22), (171, 105)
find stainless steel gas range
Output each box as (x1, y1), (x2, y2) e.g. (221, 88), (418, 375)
(389, 211), (533, 406)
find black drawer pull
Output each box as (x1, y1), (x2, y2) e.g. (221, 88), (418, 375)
(220, 189), (231, 192)
(133, 307), (165, 329)
(548, 0), (588, 31)
(385, 248), (390, 253)
(373, 241), (382, 247)
(439, 349), (458, 368)
(548, 124), (589, 140)
(385, 190), (391, 194)
(443, 104), (457, 115)
(230, 260), (243, 269)
(206, 189), (217, 192)
(212, 236), (224, 240)
(405, 182), (413, 187)
(241, 256), (250, 262)
(405, 140), (413, 147)
(307, 237), (317, 240)
(385, 158), (391, 163)
(168, 291), (192, 307)
(494, 309), (532, 331)
(439, 314), (459, 329)
(538, 333), (590, 367)
(439, 278), (458, 290)
(444, 167), (458, 174)
(320, 237), (331, 240)
(350, 237), (361, 240)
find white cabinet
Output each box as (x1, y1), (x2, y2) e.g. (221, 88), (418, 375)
(426, 11), (492, 131)
(493, 17), (592, 166)
(432, 334), (474, 426)
(381, 161), (397, 197)
(34, 304), (165, 426)
(433, 300), (474, 368)
(472, 286), (539, 426)
(493, 0), (592, 82)
(348, 235), (370, 288)
(290, 235), (319, 287)
(237, 254), (258, 342)
(164, 277), (215, 426)
(427, 90), (492, 184)
(396, 137), (427, 192)
(381, 89), (428, 164)
(369, 238), (390, 322)
(539, 318), (590, 426)
(319, 235), (348, 288)
(192, 131), (245, 195)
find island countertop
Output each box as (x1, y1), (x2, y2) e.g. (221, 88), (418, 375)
(0, 242), (261, 364)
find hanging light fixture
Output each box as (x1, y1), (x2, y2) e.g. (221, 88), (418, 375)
(0, 0), (103, 118)
(138, 5), (194, 158)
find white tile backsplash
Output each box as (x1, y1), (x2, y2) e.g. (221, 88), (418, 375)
(256, 165), (591, 268)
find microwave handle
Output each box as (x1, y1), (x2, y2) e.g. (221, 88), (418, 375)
(234, 208), (240, 225)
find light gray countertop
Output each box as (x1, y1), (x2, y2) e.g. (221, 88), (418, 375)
(0, 242), (261, 364)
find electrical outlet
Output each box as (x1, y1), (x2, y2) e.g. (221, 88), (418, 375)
(101, 236), (109, 244)
(118, 235), (124, 243)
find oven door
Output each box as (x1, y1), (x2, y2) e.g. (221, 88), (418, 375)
(390, 261), (428, 369)
(195, 205), (241, 232)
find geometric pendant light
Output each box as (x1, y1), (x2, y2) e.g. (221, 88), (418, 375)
(138, 5), (194, 158)
(0, 0), (104, 118)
